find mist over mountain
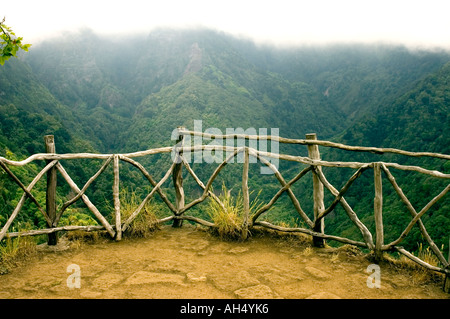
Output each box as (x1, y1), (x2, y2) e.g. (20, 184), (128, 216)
(9, 28), (447, 154)
(1, 27), (449, 253)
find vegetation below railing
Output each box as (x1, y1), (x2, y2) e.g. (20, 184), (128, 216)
(0, 129), (449, 292)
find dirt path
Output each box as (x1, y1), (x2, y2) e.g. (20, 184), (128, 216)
(0, 225), (448, 299)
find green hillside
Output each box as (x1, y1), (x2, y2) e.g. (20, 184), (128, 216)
(322, 62), (450, 253)
(0, 59), (95, 155)
(338, 61), (450, 154)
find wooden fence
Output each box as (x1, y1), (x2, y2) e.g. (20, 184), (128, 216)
(0, 128), (449, 292)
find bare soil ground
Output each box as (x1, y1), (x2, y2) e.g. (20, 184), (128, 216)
(0, 225), (448, 299)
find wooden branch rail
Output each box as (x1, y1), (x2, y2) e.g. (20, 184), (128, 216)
(0, 130), (449, 291)
(249, 151), (313, 228)
(313, 166), (375, 250)
(178, 129), (450, 160)
(381, 164), (449, 266)
(315, 164), (371, 223)
(6, 216), (175, 239)
(55, 155), (113, 226)
(176, 145), (450, 178)
(0, 159), (58, 242)
(180, 155), (226, 212)
(178, 148), (243, 215)
(121, 162), (176, 233)
(1, 146), (448, 178)
(0, 160), (51, 225)
(56, 162), (116, 238)
(118, 155), (177, 213)
(253, 220), (369, 248)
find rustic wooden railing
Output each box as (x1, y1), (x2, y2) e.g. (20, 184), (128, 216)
(0, 128), (449, 292)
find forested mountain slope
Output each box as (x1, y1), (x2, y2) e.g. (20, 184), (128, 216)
(337, 61), (450, 155)
(0, 58), (96, 155)
(321, 62), (450, 253)
(20, 28), (450, 153)
(240, 43), (450, 124)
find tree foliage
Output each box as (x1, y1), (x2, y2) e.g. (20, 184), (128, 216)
(0, 17), (31, 65)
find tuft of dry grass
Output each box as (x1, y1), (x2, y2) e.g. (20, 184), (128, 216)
(382, 243), (446, 285)
(207, 184), (263, 241)
(65, 230), (109, 245)
(118, 188), (161, 238)
(337, 244), (363, 257)
(0, 234), (38, 274)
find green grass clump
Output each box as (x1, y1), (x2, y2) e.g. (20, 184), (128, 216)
(119, 187), (161, 238)
(0, 222), (38, 274)
(207, 183), (262, 241)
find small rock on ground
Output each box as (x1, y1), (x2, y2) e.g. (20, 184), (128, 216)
(124, 271), (185, 286)
(304, 266), (332, 280)
(234, 284), (278, 299)
(186, 272), (207, 282)
(210, 270), (260, 291)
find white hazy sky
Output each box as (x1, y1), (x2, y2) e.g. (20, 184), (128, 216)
(2, 0), (450, 48)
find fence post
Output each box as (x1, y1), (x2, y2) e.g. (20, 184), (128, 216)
(306, 133), (325, 248)
(374, 162), (384, 262)
(44, 135), (58, 245)
(241, 147), (250, 240)
(172, 127), (185, 228)
(113, 155), (122, 241)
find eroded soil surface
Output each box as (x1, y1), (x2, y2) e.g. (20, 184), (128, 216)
(0, 225), (448, 299)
